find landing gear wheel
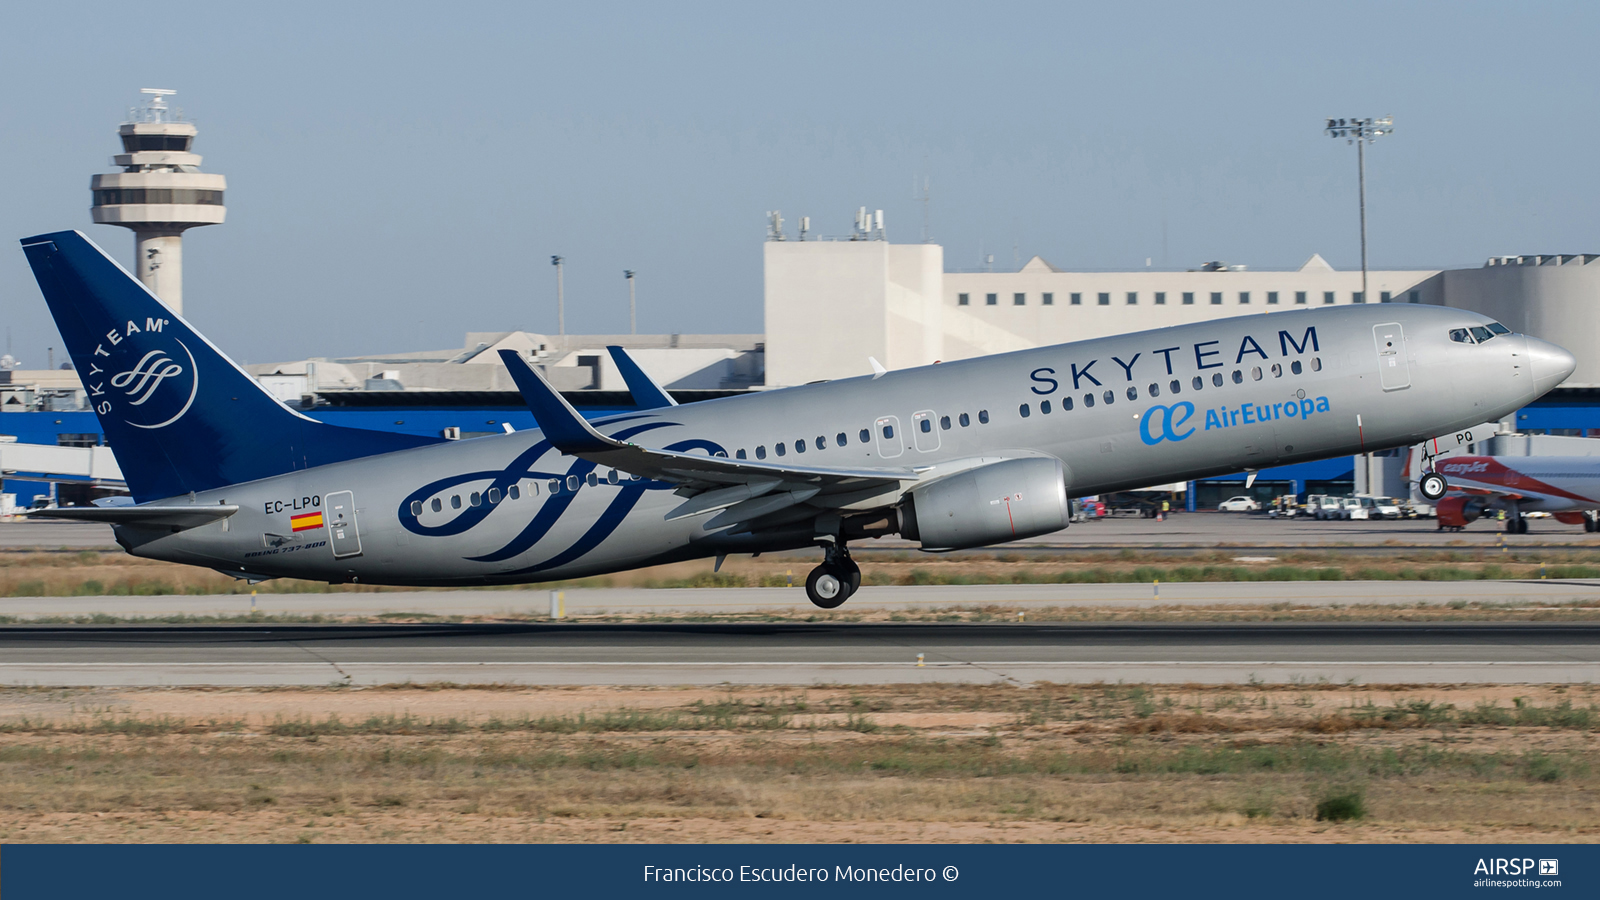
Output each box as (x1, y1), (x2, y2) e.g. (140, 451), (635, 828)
(838, 556), (862, 593)
(1587, 514), (1598, 533)
(806, 565), (852, 609)
(1507, 517), (1528, 535)
(1419, 472), (1448, 501)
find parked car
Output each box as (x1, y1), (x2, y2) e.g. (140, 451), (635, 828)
(1217, 495), (1260, 512)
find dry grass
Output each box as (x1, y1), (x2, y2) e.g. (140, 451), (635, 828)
(0, 683), (1595, 843)
(4, 546), (1600, 602)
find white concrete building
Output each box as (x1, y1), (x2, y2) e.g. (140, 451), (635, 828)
(762, 229), (1600, 387)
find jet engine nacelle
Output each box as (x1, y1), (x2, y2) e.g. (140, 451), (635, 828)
(1436, 496), (1489, 528)
(899, 457), (1069, 551)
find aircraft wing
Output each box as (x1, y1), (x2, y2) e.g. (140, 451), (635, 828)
(500, 351), (917, 508)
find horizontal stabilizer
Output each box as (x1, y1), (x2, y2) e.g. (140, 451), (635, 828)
(606, 346), (678, 409)
(30, 504), (238, 530)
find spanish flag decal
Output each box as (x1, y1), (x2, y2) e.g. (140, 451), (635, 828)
(290, 511), (325, 532)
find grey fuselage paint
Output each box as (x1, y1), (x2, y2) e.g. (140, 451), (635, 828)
(119, 305), (1554, 586)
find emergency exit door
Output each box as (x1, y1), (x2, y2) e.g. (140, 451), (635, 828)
(324, 491), (363, 558)
(1373, 322), (1410, 391)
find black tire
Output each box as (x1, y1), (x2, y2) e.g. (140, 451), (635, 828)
(838, 557), (862, 592)
(805, 565), (850, 609)
(1419, 472), (1448, 501)
(1587, 516), (1598, 533)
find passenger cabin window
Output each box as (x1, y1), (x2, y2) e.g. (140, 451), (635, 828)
(1149, 382), (1163, 397)
(939, 415), (951, 429)
(1271, 363), (1282, 377)
(1019, 403), (1031, 418)
(736, 449), (747, 459)
(586, 473), (598, 487)
(1291, 361), (1303, 375)
(1041, 400), (1052, 414)
(859, 429), (870, 442)
(548, 479), (560, 494)
(488, 487), (501, 503)
(1311, 358), (1323, 371)
(1251, 367), (1262, 381)
(509, 485), (521, 500)
(566, 475), (580, 491)
(1231, 370), (1243, 384)
(775, 443), (786, 457)
(1169, 379), (1181, 394)
(411, 501), (423, 517)
(978, 410), (990, 424)
(881, 424), (894, 439)
(470, 492), (482, 507)
(607, 470), (619, 484)
(796, 439), (806, 452)
(756, 446), (767, 459)
(837, 432), (848, 445)
(1061, 396), (1073, 410)
(959, 413), (970, 427)
(1212, 373), (1224, 387)
(1191, 376), (1203, 390)
(431, 498), (442, 513)
(817, 435), (827, 448)
(451, 495), (462, 509)
(1084, 394), (1095, 408)
(1103, 390), (1115, 405)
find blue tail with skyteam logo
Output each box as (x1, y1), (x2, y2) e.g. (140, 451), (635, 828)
(20, 231), (439, 502)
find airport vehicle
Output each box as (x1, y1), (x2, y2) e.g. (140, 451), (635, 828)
(18, 231), (1576, 608)
(1216, 496), (1260, 512)
(1425, 455), (1600, 533)
(1307, 494), (1344, 519)
(1359, 496), (1402, 519)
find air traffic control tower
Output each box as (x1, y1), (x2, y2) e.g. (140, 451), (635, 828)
(89, 89), (225, 314)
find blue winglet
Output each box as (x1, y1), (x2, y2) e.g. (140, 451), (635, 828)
(498, 350), (616, 454)
(605, 345), (677, 409)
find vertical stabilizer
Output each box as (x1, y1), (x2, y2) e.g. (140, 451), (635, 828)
(20, 230), (439, 501)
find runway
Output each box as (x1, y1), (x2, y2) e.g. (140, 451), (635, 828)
(1, 622), (1595, 687)
(4, 579), (1599, 619)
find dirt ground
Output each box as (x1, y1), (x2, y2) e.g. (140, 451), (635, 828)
(0, 683), (1595, 843)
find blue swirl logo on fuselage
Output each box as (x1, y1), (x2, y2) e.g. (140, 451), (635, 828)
(1139, 402), (1196, 445)
(396, 418), (725, 576)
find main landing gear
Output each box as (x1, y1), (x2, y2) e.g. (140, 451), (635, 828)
(805, 543), (861, 609)
(1506, 515), (1529, 535)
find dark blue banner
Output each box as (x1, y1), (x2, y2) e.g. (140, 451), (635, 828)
(4, 843), (1593, 898)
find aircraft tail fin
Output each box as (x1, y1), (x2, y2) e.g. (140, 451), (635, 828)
(605, 345), (677, 409)
(19, 230), (439, 501)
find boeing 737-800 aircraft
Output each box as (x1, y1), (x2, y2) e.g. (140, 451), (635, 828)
(19, 231), (1578, 607)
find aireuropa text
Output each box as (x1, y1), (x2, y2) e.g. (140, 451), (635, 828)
(642, 865), (942, 883)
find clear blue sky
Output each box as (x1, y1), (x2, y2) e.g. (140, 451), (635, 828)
(2, 1), (1596, 365)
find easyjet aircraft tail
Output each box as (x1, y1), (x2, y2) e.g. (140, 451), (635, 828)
(20, 231), (438, 502)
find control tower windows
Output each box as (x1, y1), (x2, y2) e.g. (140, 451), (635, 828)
(120, 134), (192, 152)
(1323, 292), (1335, 304)
(1210, 292), (1222, 305)
(94, 188), (225, 206)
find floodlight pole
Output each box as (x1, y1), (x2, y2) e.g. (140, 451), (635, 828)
(551, 255), (565, 339)
(1325, 117), (1393, 305)
(624, 269), (637, 335)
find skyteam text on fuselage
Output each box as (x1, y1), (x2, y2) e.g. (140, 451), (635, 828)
(18, 231), (1578, 607)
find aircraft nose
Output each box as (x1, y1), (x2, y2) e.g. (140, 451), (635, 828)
(1526, 336), (1577, 396)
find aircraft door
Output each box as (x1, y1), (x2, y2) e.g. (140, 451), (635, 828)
(1373, 322), (1411, 391)
(324, 491), (363, 558)
(911, 410), (941, 452)
(874, 416), (904, 459)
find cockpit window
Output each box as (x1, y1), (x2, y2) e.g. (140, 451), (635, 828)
(1470, 326), (1495, 343)
(1486, 322), (1510, 335)
(1448, 328), (1473, 343)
